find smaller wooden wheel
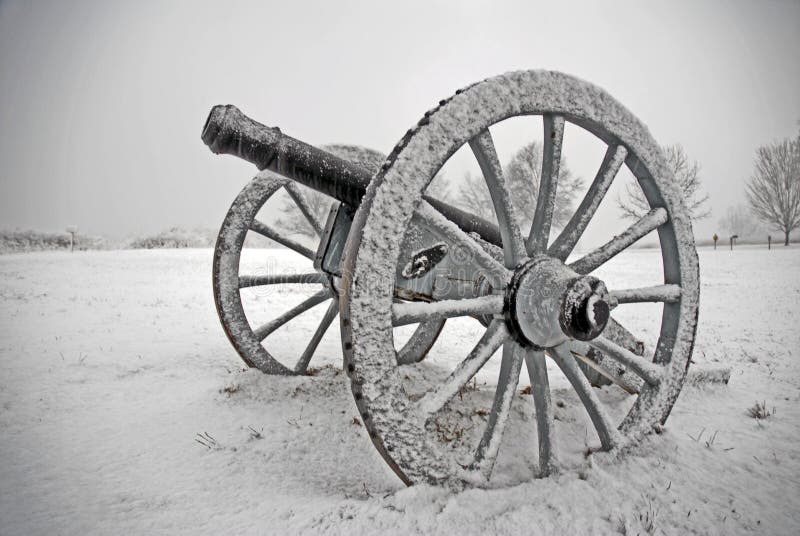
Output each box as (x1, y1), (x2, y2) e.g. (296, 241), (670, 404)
(213, 146), (444, 374)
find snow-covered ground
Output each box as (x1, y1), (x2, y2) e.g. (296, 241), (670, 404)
(1, 246), (798, 535)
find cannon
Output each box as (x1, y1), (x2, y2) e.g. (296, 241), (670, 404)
(202, 70), (699, 486)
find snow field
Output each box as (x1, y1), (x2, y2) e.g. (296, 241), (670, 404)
(1, 246), (798, 535)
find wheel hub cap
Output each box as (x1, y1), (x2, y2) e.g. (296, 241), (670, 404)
(506, 256), (610, 347)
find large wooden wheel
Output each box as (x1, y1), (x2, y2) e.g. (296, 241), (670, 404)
(213, 146), (444, 374)
(340, 70), (699, 485)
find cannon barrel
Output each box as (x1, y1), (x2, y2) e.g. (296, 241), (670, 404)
(202, 105), (501, 245)
(202, 105), (369, 207)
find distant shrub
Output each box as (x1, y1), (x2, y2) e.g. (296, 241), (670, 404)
(126, 226), (284, 249)
(0, 230), (106, 253)
(1, 226), (285, 253)
(126, 227), (216, 249)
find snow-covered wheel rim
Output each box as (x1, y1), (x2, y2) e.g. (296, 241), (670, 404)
(340, 70), (700, 485)
(213, 150), (445, 374)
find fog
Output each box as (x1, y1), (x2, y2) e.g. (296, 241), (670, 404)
(1, 0), (798, 244)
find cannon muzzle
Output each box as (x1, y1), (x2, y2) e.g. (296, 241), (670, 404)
(202, 105), (501, 245)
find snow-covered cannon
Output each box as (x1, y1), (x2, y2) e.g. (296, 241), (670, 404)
(202, 70), (699, 486)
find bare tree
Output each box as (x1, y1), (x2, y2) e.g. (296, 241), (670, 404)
(458, 170), (495, 221)
(718, 204), (758, 238)
(617, 144), (710, 221)
(746, 133), (800, 246)
(425, 172), (455, 203)
(275, 144), (386, 239)
(457, 141), (584, 229)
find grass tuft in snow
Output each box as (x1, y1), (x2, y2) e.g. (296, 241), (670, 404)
(638, 495), (659, 535)
(457, 377), (480, 401)
(194, 431), (219, 449)
(220, 383), (240, 395)
(747, 400), (774, 420)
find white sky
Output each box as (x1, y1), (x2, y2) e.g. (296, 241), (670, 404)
(1, 0), (798, 244)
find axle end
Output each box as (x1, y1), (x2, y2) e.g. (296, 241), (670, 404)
(560, 278), (610, 341)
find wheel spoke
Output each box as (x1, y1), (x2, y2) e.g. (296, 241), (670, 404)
(473, 342), (525, 476)
(605, 317), (645, 356)
(549, 344), (618, 450)
(250, 219), (316, 260)
(609, 284), (681, 306)
(469, 129), (527, 267)
(283, 182), (325, 237)
(569, 207), (668, 274)
(415, 201), (510, 287)
(392, 295), (504, 327)
(566, 340), (639, 395)
(416, 320), (509, 416)
(523, 348), (556, 476)
(252, 289), (330, 341)
(238, 272), (326, 288)
(294, 298), (339, 373)
(548, 145), (628, 260)
(396, 319), (445, 366)
(527, 114), (565, 254)
(589, 336), (662, 386)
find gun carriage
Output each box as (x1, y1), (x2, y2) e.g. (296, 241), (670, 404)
(202, 70), (699, 486)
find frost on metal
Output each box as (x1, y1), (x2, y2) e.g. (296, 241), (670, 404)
(340, 69), (700, 486)
(400, 242), (449, 279)
(321, 144), (386, 174)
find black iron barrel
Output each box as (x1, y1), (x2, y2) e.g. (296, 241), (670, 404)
(201, 105), (502, 245)
(202, 105), (370, 207)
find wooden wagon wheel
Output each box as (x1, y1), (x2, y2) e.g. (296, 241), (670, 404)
(213, 145), (444, 374)
(340, 70), (699, 485)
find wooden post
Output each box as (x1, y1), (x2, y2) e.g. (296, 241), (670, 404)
(768, 235), (771, 250)
(66, 225), (78, 253)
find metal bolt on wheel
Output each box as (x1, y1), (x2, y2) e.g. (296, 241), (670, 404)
(339, 70), (700, 486)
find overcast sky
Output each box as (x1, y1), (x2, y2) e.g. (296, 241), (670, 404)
(1, 0), (798, 244)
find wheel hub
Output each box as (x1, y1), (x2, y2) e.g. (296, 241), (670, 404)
(505, 256), (610, 348)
